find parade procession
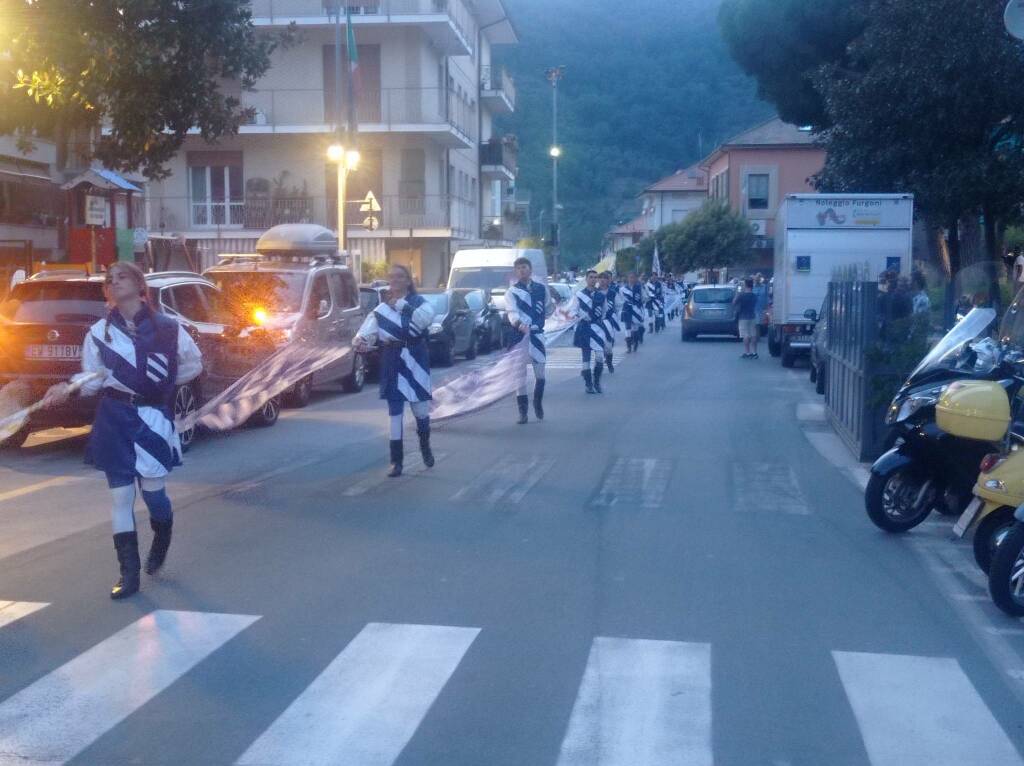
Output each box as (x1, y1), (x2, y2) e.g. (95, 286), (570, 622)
(13, 0), (1024, 764)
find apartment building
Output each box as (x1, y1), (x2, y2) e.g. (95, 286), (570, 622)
(639, 164), (707, 232)
(701, 117), (825, 273)
(144, 0), (518, 287)
(0, 136), (64, 276)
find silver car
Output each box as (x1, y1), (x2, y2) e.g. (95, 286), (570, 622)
(682, 285), (740, 341)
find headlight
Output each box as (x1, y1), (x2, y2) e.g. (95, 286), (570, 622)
(889, 388), (944, 424)
(429, 323), (444, 335)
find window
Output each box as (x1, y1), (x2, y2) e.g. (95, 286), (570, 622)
(400, 148), (426, 199)
(169, 285), (210, 323)
(329, 270), (358, 309)
(747, 173), (770, 210)
(189, 163), (243, 227)
(463, 290), (483, 311)
(309, 274), (332, 318)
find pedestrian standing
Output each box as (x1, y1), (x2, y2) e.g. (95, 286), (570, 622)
(652, 275), (666, 332)
(43, 262), (202, 599)
(353, 265), (436, 478)
(598, 271), (620, 373)
(753, 274), (769, 338)
(911, 272), (931, 316)
(621, 272), (644, 353)
(573, 269), (607, 394)
(643, 275), (657, 335)
(734, 278), (759, 359)
(505, 257), (547, 424)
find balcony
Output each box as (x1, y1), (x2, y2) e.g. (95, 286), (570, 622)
(147, 195), (475, 239)
(481, 204), (527, 244)
(480, 66), (516, 114)
(236, 87), (475, 147)
(480, 137), (516, 181)
(249, 0), (475, 56)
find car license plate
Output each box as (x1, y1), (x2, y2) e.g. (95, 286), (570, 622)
(25, 344), (81, 360)
(953, 497), (984, 538)
(702, 308), (726, 314)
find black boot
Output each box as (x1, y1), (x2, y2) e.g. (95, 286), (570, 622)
(111, 532), (140, 600)
(516, 394), (529, 424)
(387, 439), (403, 477)
(582, 369), (596, 394)
(605, 353), (615, 373)
(593, 363), (604, 393)
(533, 380), (545, 420)
(416, 419), (435, 467)
(145, 518), (173, 575)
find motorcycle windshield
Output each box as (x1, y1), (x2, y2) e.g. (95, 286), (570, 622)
(908, 307), (997, 380)
(1000, 285), (1024, 346)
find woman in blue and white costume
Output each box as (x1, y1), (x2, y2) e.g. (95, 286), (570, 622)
(353, 264), (436, 478)
(44, 262), (202, 600)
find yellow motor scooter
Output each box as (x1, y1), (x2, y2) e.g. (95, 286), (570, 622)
(937, 380), (1024, 571)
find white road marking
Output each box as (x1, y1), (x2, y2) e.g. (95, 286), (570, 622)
(0, 610), (258, 765)
(557, 637), (713, 766)
(0, 600), (48, 629)
(591, 458), (673, 509)
(0, 475), (83, 504)
(733, 463), (810, 515)
(342, 452), (447, 497)
(451, 457), (555, 506)
(834, 650), (1024, 766)
(237, 622), (479, 766)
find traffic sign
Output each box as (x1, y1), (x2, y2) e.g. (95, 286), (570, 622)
(1007, 0), (1024, 40)
(362, 216), (380, 231)
(360, 191), (382, 213)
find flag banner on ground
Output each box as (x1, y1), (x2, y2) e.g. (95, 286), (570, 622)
(431, 315), (578, 423)
(665, 291), (683, 317)
(178, 342), (352, 433)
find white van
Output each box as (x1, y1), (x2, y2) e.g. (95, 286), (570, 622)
(446, 248), (548, 292)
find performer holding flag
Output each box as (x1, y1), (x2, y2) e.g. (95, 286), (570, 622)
(505, 257), (547, 424)
(573, 269), (607, 395)
(598, 271), (620, 373)
(621, 272), (644, 353)
(652, 274), (666, 332)
(353, 265), (436, 478)
(42, 262), (202, 600)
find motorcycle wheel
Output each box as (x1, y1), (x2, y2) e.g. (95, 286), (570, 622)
(972, 506), (1016, 573)
(865, 466), (936, 533)
(989, 522), (1024, 616)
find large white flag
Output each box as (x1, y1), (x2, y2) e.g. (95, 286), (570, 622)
(652, 242), (662, 276)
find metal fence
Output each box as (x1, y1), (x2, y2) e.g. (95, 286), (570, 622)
(825, 271), (889, 462)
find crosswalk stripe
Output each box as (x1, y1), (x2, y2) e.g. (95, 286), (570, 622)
(236, 622), (480, 766)
(834, 650), (1024, 766)
(557, 637), (713, 766)
(0, 610), (258, 765)
(0, 600), (48, 629)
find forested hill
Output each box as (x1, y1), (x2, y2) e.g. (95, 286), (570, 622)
(496, 0), (772, 264)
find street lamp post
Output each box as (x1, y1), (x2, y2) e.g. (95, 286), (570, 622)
(546, 65), (565, 277)
(328, 144), (360, 274)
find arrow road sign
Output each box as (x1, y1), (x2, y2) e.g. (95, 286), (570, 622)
(362, 216), (380, 231)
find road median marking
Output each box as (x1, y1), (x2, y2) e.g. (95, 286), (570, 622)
(0, 475), (84, 505)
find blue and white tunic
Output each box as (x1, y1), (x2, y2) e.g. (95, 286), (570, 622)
(74, 306), (202, 480)
(603, 283), (622, 340)
(621, 283), (644, 329)
(505, 279), (548, 364)
(653, 281), (666, 317)
(573, 287), (607, 352)
(355, 292), (435, 403)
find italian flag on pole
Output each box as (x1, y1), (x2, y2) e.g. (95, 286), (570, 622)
(346, 7), (360, 131)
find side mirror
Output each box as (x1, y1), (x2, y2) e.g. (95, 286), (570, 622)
(804, 309), (818, 322)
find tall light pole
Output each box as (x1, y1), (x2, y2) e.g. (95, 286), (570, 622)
(327, 1), (360, 278)
(546, 65), (565, 277)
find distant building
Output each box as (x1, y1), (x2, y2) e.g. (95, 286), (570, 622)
(701, 117), (826, 274)
(639, 164), (707, 232)
(606, 215), (648, 255)
(0, 136), (65, 273)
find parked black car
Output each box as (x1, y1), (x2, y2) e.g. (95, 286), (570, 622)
(0, 271), (279, 450)
(420, 289), (477, 366)
(808, 297), (829, 395)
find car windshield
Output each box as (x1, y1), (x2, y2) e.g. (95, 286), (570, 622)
(449, 267), (514, 291)
(692, 288), (735, 304)
(421, 293), (449, 314)
(999, 284), (1024, 347)
(462, 290), (484, 311)
(908, 307), (997, 379)
(209, 272), (306, 315)
(0, 282), (107, 323)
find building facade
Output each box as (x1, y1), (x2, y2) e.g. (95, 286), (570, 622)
(0, 136), (64, 272)
(639, 164), (707, 233)
(701, 117), (826, 274)
(142, 0), (518, 287)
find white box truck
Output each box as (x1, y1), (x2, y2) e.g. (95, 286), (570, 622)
(768, 193), (914, 366)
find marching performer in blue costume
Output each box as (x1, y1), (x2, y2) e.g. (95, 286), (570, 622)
(621, 272), (644, 354)
(653, 275), (666, 332)
(505, 257), (547, 424)
(44, 262), (202, 600)
(354, 264), (436, 478)
(598, 271), (620, 373)
(573, 269), (607, 394)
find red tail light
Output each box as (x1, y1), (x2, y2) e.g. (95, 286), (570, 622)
(685, 303), (694, 319)
(980, 453), (1004, 474)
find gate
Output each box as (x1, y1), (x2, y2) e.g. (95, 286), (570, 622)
(0, 239), (33, 302)
(825, 268), (888, 462)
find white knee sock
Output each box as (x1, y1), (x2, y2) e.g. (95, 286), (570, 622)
(389, 414), (403, 440)
(110, 484), (136, 534)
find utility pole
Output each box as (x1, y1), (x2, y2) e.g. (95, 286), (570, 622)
(545, 65), (565, 277)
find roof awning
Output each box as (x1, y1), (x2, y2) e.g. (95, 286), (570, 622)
(0, 156), (54, 186)
(61, 168), (143, 193)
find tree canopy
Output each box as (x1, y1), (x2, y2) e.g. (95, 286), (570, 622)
(0, 0), (280, 178)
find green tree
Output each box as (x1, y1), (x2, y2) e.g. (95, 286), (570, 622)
(718, 0), (863, 127)
(0, 0), (282, 178)
(661, 201), (753, 274)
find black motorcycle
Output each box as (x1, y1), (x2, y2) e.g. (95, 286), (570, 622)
(866, 308), (1021, 533)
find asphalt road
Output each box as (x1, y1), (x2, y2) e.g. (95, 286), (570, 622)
(2, 323), (1024, 765)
